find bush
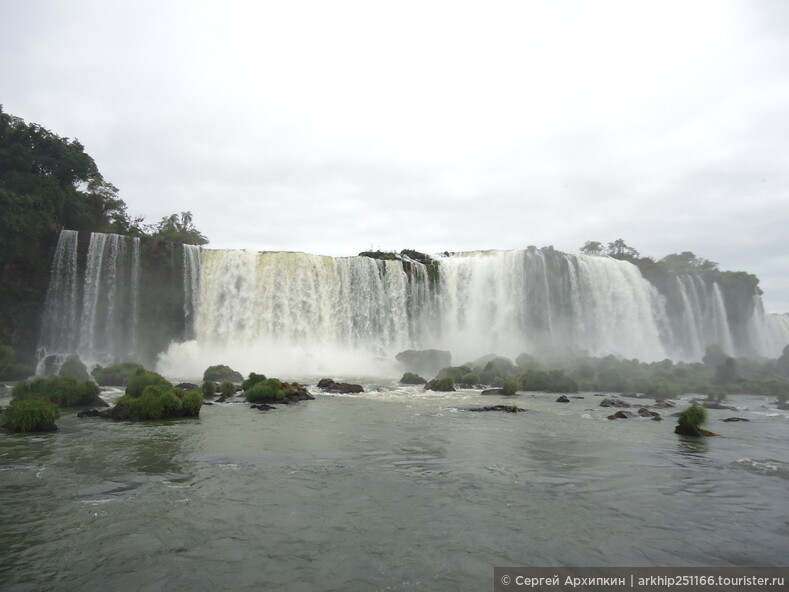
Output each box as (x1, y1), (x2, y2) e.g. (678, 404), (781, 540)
(114, 385), (202, 420)
(460, 372), (481, 385)
(245, 378), (299, 402)
(424, 377), (455, 392)
(126, 369), (172, 398)
(12, 376), (100, 407)
(2, 399), (60, 432)
(203, 364), (243, 383)
(677, 404), (708, 434)
(501, 379), (519, 396)
(241, 372), (267, 391)
(201, 380), (216, 396)
(644, 380), (683, 400)
(399, 372), (427, 385)
(91, 362), (145, 386)
(59, 356), (90, 381)
(220, 381), (235, 396)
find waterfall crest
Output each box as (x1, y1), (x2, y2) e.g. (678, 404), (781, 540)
(38, 231), (789, 377)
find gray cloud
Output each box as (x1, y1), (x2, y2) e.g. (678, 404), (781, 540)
(3, 0), (788, 311)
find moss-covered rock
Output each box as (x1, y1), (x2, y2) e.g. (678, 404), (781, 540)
(245, 378), (314, 404)
(111, 385), (202, 420)
(125, 369), (172, 398)
(399, 372), (427, 385)
(203, 364), (243, 383)
(12, 376), (100, 407)
(91, 362), (145, 386)
(2, 398), (60, 432)
(58, 356), (90, 382)
(425, 377), (455, 392)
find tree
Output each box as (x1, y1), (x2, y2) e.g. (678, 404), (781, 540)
(580, 241), (604, 256)
(659, 251), (718, 273)
(606, 239), (639, 261)
(149, 211), (208, 245)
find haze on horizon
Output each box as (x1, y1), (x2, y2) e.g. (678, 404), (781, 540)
(2, 0), (788, 312)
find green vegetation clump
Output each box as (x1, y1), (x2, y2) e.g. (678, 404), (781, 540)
(399, 372), (427, 385)
(220, 381), (235, 396)
(203, 365), (243, 383)
(125, 369), (172, 398)
(425, 377), (455, 392)
(501, 379), (519, 396)
(460, 372), (481, 385)
(91, 362), (145, 386)
(358, 250), (398, 260)
(644, 380), (683, 400)
(201, 380), (216, 397)
(1, 399), (60, 432)
(113, 385), (202, 420)
(58, 356), (90, 381)
(241, 372), (267, 391)
(12, 376), (100, 407)
(519, 369), (578, 393)
(245, 378), (293, 403)
(676, 404), (708, 436)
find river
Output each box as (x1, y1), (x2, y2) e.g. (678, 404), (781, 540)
(1, 384), (787, 591)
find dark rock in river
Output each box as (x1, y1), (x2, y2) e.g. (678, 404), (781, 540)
(721, 417), (750, 422)
(481, 388), (505, 396)
(608, 410), (635, 419)
(317, 378), (364, 394)
(700, 400), (737, 411)
(88, 396), (110, 408)
(176, 382), (200, 391)
(555, 395), (570, 403)
(674, 425), (721, 437)
(775, 403), (789, 410)
(250, 404), (276, 411)
(463, 405), (526, 413)
(651, 400), (676, 409)
(600, 398), (631, 408)
(399, 372), (427, 385)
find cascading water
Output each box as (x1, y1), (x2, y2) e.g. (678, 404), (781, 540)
(183, 244), (201, 340)
(427, 250), (669, 363)
(39, 231), (789, 377)
(37, 230), (141, 373)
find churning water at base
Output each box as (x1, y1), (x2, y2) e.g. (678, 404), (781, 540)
(1, 386), (787, 591)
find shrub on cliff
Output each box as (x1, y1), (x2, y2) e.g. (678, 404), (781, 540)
(126, 369), (172, 397)
(91, 362), (145, 386)
(12, 376), (100, 407)
(2, 399), (60, 432)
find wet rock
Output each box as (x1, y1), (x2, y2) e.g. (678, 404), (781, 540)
(608, 410), (635, 419)
(776, 403), (789, 410)
(481, 388), (505, 396)
(88, 396), (110, 408)
(674, 425), (720, 437)
(317, 378), (363, 394)
(700, 400), (736, 411)
(721, 417), (750, 422)
(555, 395), (570, 403)
(651, 400), (676, 409)
(175, 382), (200, 391)
(600, 398), (631, 408)
(77, 408), (111, 418)
(571, 396), (585, 399)
(462, 405), (527, 413)
(250, 404), (276, 411)
(637, 407), (653, 417)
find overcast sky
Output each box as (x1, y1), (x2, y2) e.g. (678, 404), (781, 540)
(3, 0), (788, 311)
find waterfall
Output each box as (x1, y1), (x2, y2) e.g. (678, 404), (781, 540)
(37, 230), (80, 372)
(39, 233), (789, 377)
(429, 250), (668, 363)
(183, 244), (201, 340)
(37, 230), (141, 373)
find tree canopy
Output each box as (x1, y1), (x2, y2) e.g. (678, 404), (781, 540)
(0, 105), (208, 260)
